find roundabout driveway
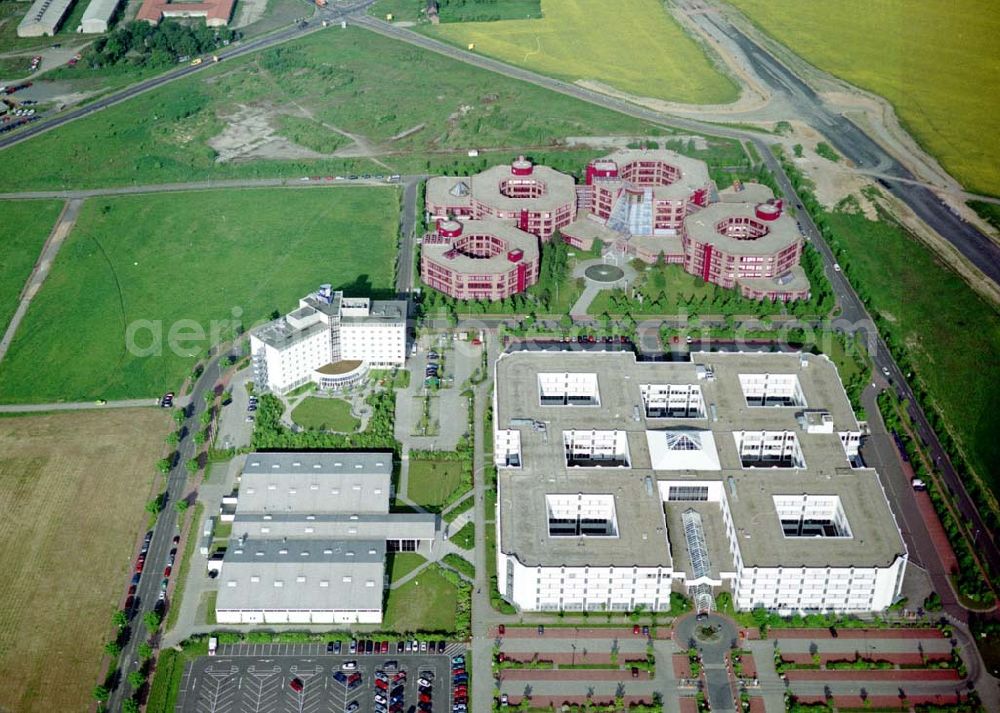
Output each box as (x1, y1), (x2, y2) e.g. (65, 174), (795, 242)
(674, 612), (740, 712)
(570, 258), (637, 317)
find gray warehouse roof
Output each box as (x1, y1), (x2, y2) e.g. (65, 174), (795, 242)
(80, 0), (124, 32)
(217, 538), (386, 613)
(233, 512), (437, 541)
(239, 452), (393, 513)
(17, 0), (74, 36)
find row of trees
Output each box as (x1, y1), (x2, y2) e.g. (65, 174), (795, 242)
(83, 21), (238, 69)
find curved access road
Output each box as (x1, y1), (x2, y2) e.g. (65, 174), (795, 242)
(352, 15), (1000, 288)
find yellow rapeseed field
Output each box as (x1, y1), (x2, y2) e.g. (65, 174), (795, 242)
(428, 0), (739, 105)
(728, 0), (1000, 196)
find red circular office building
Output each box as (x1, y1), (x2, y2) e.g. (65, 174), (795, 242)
(420, 219), (541, 301)
(425, 157), (577, 240)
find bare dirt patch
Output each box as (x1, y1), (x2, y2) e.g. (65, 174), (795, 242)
(0, 408), (170, 713)
(208, 103), (327, 162)
(231, 0), (268, 29)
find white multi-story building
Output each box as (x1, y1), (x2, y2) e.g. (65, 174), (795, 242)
(493, 350), (907, 615)
(250, 285), (406, 394)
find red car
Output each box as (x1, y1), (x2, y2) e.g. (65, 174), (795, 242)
(633, 624), (641, 635)
(163, 565), (172, 577)
(498, 624), (505, 636)
(375, 679), (388, 691)
(419, 693), (432, 704)
(127, 584), (137, 596)
(135, 559), (144, 573)
(381, 641), (389, 654)
(124, 595), (134, 610)
(289, 677), (303, 693)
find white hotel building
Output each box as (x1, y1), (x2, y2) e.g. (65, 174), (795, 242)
(250, 285), (406, 394)
(493, 350), (906, 614)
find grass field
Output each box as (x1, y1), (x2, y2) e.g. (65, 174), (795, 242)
(383, 564), (458, 633)
(427, 0), (738, 105)
(451, 522), (475, 550)
(0, 27), (656, 192)
(0, 408), (169, 713)
(407, 457), (464, 510)
(0, 200), (63, 333)
(727, 0), (1000, 196)
(824, 208), (1000, 498)
(387, 552), (427, 581)
(290, 397), (360, 432)
(0, 187), (398, 403)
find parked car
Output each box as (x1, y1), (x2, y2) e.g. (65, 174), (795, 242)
(498, 624), (505, 636)
(349, 640), (358, 654)
(397, 641), (405, 653)
(341, 660), (357, 670)
(437, 640), (447, 653)
(289, 677), (303, 692)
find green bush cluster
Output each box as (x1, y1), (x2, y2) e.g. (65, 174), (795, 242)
(442, 553), (476, 579)
(251, 389), (397, 452)
(430, 564), (471, 639)
(83, 22), (238, 70)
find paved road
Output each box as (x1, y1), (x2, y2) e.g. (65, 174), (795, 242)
(0, 175), (411, 201)
(396, 175), (422, 295)
(0, 398), (159, 413)
(108, 352), (225, 712)
(0, 198), (79, 365)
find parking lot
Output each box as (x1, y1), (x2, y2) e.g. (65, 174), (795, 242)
(177, 644), (465, 713)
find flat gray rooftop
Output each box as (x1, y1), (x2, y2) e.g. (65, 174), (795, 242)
(218, 538), (385, 613)
(239, 452), (393, 514)
(495, 350), (904, 571)
(233, 511), (436, 541)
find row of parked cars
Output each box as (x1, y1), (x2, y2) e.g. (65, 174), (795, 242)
(374, 668), (407, 712)
(450, 655), (467, 711)
(329, 639), (449, 656)
(125, 532), (180, 613)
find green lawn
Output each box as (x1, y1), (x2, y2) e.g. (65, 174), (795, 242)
(427, 0), (738, 105)
(442, 495), (474, 523)
(388, 553), (427, 582)
(728, 0), (1000, 196)
(383, 564), (459, 633)
(0, 200), (63, 333)
(0, 187), (398, 403)
(407, 457), (464, 509)
(369, 0), (425, 22)
(451, 522), (475, 550)
(0, 27), (656, 192)
(290, 397), (359, 432)
(824, 208), (1000, 498)
(436, 0), (540, 22)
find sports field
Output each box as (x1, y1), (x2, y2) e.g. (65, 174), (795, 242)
(0, 27), (655, 192)
(0, 408), (170, 713)
(0, 200), (63, 333)
(428, 0), (738, 105)
(0, 187), (398, 403)
(728, 0), (1000, 196)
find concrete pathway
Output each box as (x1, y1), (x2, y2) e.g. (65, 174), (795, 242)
(0, 198), (78, 365)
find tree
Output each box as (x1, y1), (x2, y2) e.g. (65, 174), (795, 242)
(112, 609), (128, 630)
(193, 431), (207, 446)
(156, 458), (171, 475)
(145, 496), (162, 515)
(104, 641), (121, 658)
(204, 390), (216, 404)
(138, 641), (153, 660)
(93, 685), (110, 703)
(172, 410), (186, 426)
(143, 610), (161, 635)
(165, 432), (179, 446)
(122, 699), (140, 713)
(174, 499), (189, 513)
(186, 457), (200, 473)
(127, 670), (145, 689)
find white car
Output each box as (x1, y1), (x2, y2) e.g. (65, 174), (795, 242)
(341, 660), (357, 670)
(881, 367), (891, 377)
(833, 263), (841, 272)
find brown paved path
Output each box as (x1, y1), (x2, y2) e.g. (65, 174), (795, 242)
(786, 668), (960, 681)
(772, 627), (943, 639)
